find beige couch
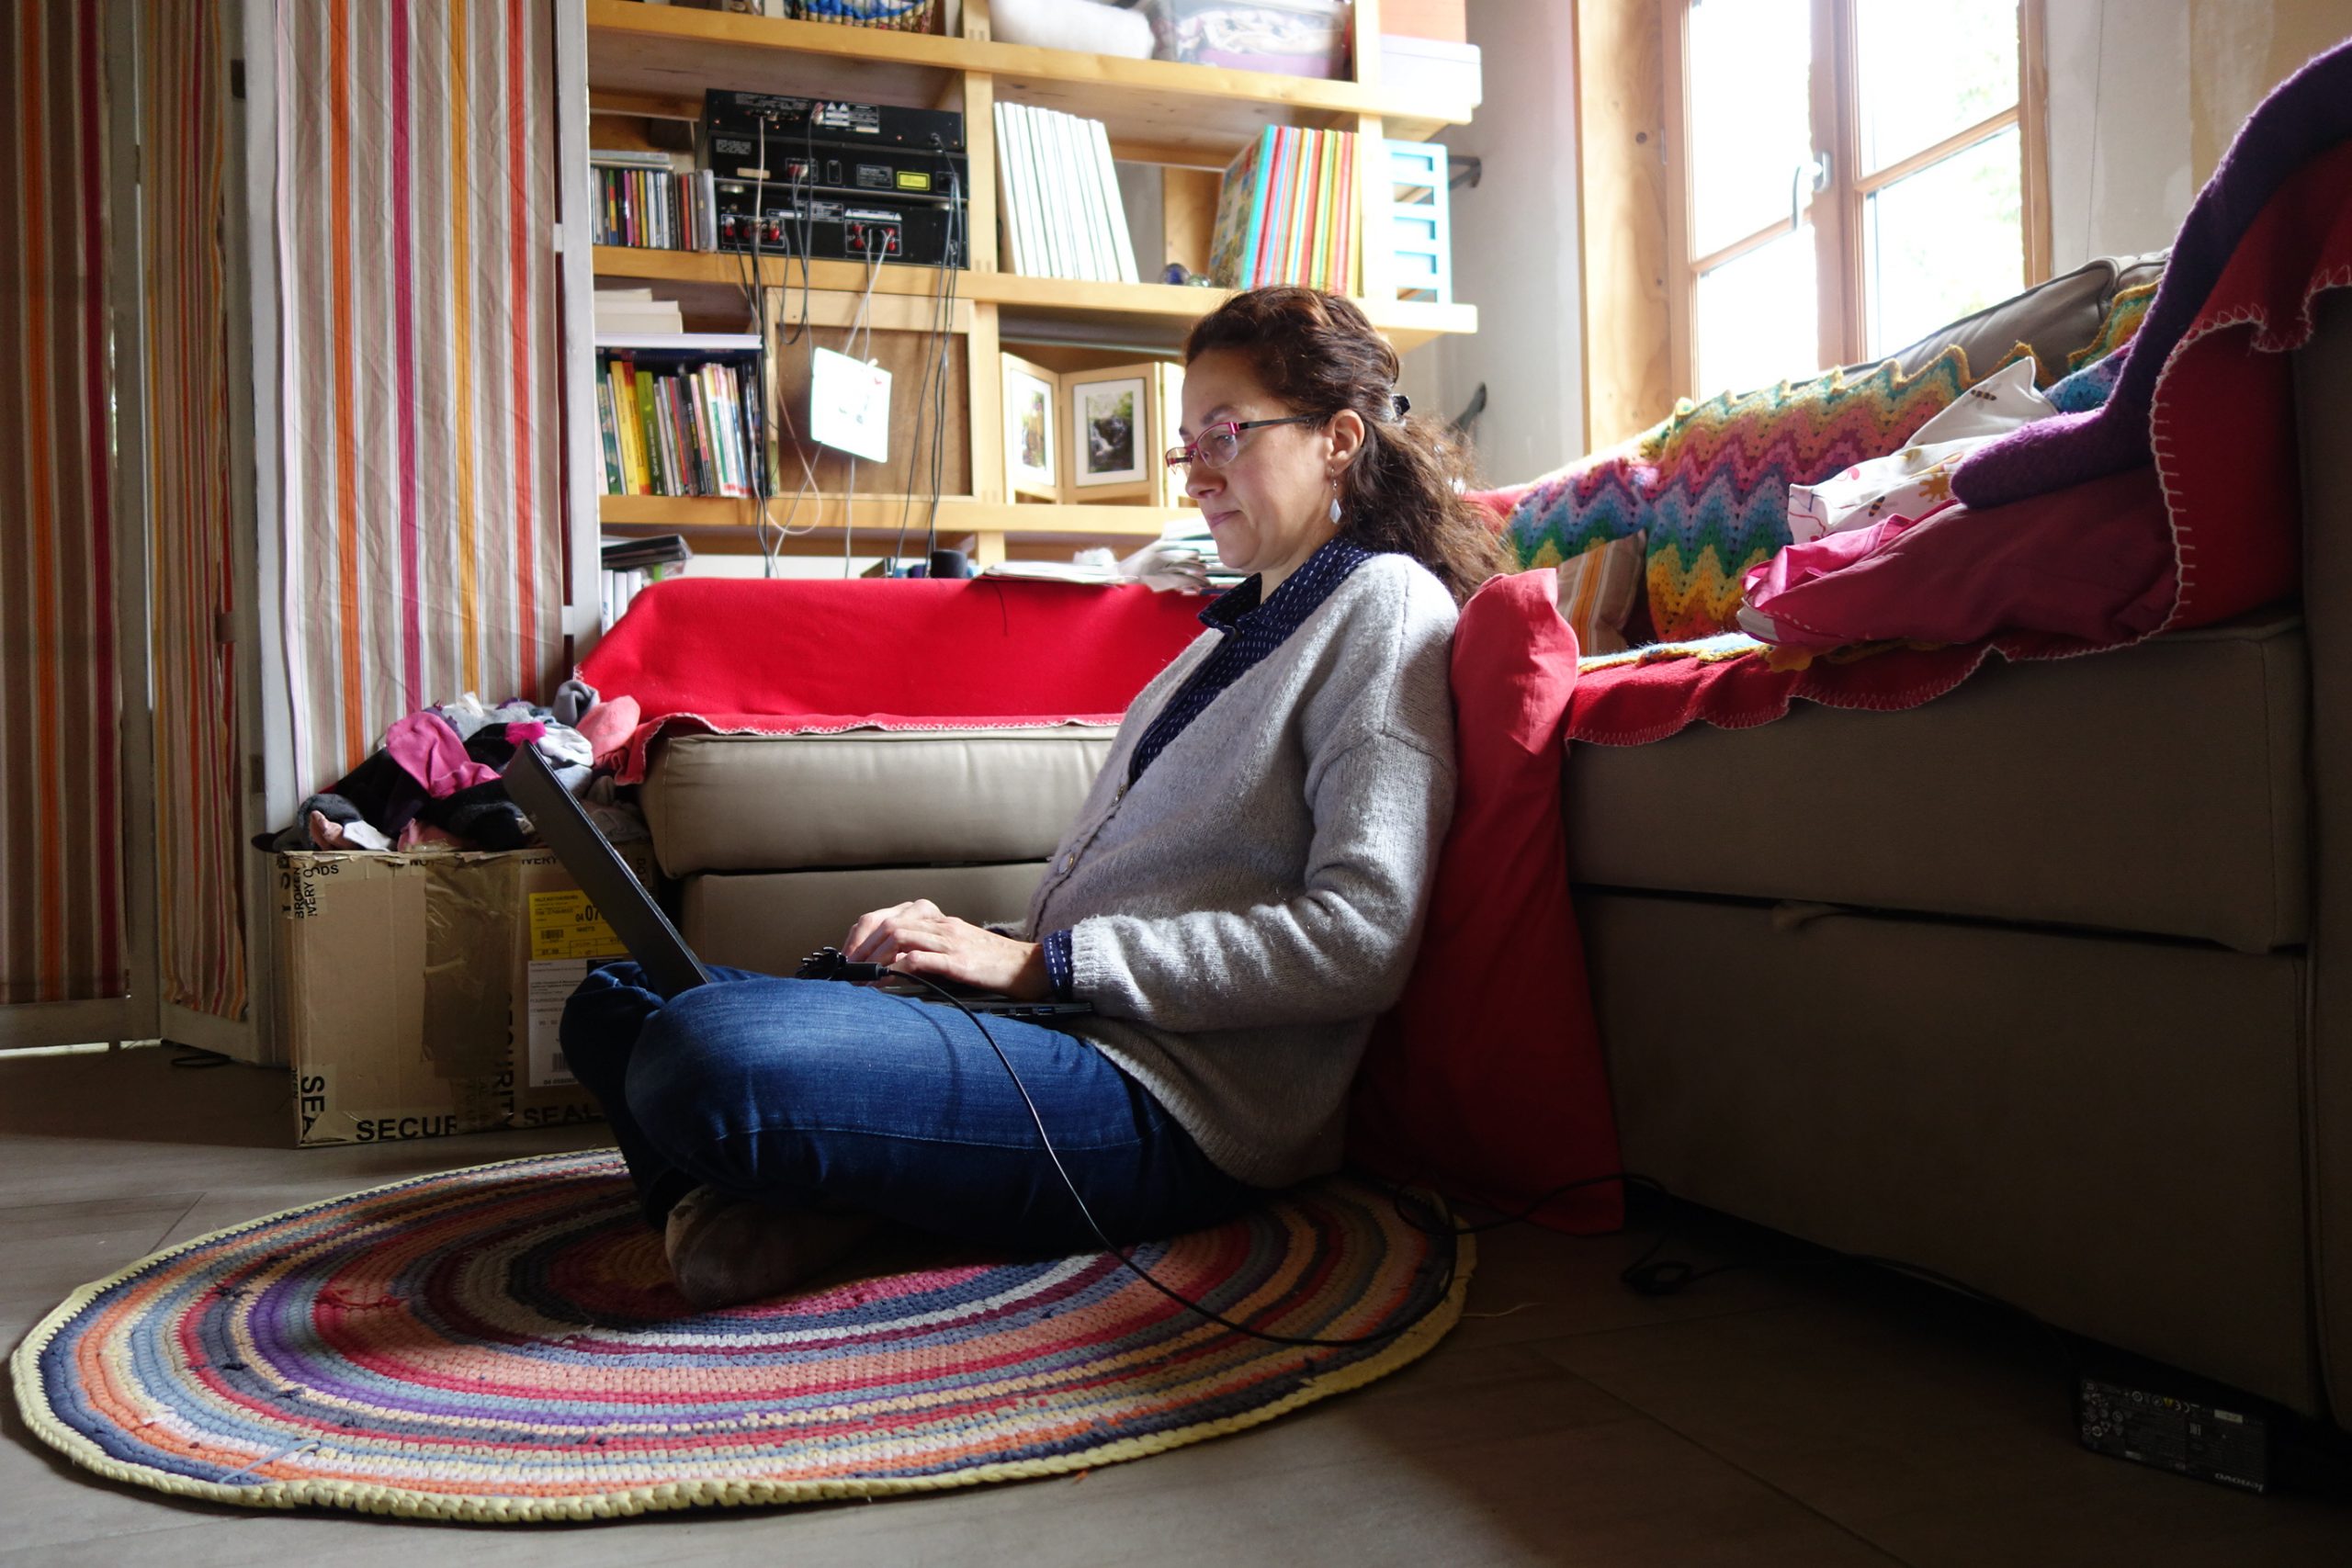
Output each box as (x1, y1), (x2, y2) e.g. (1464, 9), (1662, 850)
(1577, 285), (2349, 1427)
(634, 274), (2350, 1432)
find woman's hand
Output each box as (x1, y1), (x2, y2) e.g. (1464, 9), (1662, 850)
(841, 899), (1052, 1000)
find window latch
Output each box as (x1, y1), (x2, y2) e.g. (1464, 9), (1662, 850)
(1792, 152), (1833, 229)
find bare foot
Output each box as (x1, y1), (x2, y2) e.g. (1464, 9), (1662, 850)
(662, 1185), (880, 1310)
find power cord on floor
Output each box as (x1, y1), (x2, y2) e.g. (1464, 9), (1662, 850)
(883, 974), (1823, 1352)
(886, 970), (2347, 1495)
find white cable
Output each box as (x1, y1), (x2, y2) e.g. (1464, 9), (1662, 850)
(842, 251), (884, 576)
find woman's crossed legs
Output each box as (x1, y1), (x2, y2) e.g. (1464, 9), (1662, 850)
(558, 962), (1259, 1271)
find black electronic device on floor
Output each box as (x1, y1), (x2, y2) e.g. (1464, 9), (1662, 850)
(2076, 1375), (2270, 1493)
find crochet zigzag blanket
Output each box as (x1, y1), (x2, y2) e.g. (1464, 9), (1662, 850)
(1498, 289), (2155, 646)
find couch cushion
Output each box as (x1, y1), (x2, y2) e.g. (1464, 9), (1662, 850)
(680, 863), (1046, 976)
(1881, 250), (2168, 382)
(1565, 611), (2308, 953)
(642, 725), (1115, 878)
(1577, 888), (2315, 1412)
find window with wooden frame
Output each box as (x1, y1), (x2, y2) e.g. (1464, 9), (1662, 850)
(1662, 0), (2050, 401)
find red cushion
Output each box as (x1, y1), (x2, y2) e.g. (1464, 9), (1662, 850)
(1348, 569), (1624, 1233)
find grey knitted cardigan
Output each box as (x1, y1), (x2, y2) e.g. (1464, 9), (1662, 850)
(1014, 551), (1459, 1189)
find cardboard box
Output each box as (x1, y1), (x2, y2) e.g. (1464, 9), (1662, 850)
(275, 845), (655, 1147)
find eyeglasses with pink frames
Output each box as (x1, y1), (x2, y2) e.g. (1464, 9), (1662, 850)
(1163, 415), (1319, 478)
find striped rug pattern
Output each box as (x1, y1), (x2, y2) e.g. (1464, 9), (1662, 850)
(274, 0), (568, 792)
(0, 0), (124, 1007)
(143, 0), (245, 1021)
(11, 1150), (1468, 1520)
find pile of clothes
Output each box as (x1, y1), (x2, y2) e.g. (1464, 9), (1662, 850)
(262, 684), (646, 853)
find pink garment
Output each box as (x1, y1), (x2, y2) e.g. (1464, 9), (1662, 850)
(1739, 468), (2177, 653)
(383, 711), (503, 798)
(574, 695), (642, 765)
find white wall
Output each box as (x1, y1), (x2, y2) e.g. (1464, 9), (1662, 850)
(1397, 0), (1585, 488)
(2044, 0), (2196, 269)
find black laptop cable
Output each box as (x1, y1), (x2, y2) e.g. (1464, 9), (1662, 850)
(890, 968), (1467, 1350)
(847, 967), (2091, 1374)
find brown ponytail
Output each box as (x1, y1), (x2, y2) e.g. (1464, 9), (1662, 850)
(1182, 287), (1502, 604)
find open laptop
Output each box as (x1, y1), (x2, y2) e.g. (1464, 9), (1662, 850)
(503, 743), (1092, 1018)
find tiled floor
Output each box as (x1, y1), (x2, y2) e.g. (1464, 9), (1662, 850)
(5, 1044), (2348, 1565)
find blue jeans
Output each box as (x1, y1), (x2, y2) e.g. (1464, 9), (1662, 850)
(558, 962), (1262, 1254)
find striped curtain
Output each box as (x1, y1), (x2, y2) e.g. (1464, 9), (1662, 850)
(145, 0), (244, 1021)
(275, 0), (567, 793)
(0, 0), (126, 1008)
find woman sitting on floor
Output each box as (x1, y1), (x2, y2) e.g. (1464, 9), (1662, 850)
(560, 286), (1500, 1310)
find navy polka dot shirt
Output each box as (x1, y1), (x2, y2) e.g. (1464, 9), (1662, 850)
(1041, 536), (1376, 999)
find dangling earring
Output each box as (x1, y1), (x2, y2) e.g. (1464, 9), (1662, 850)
(1328, 484), (1342, 525)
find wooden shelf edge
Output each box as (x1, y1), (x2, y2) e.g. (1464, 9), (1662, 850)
(599, 494), (1185, 536)
(582, 0), (1474, 132)
(591, 248), (1476, 344)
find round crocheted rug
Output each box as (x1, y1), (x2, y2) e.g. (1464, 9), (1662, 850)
(10, 1150), (1469, 1521)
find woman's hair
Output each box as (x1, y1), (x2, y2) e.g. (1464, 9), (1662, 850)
(1182, 287), (1501, 604)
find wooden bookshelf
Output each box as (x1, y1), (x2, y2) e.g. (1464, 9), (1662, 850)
(576, 0), (1477, 565)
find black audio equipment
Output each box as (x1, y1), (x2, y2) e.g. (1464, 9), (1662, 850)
(703, 89), (965, 154)
(711, 183), (967, 267)
(705, 134), (968, 205)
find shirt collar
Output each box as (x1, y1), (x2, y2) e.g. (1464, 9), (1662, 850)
(1199, 536), (1374, 636)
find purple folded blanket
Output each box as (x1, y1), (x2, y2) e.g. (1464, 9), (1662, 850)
(1953, 37), (2352, 509)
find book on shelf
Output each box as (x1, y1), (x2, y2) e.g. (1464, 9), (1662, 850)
(596, 335), (766, 501)
(1208, 125), (1361, 293)
(598, 535), (691, 629)
(592, 149), (718, 253)
(594, 287), (685, 336)
(1000, 353), (1186, 506)
(990, 100), (1138, 285)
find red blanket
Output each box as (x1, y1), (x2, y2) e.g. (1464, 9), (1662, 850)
(1566, 134), (2352, 748)
(577, 578), (1209, 783)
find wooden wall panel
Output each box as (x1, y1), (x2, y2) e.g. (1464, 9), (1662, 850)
(1574, 0), (1675, 449)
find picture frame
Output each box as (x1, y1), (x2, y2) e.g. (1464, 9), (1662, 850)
(1069, 373), (1148, 490)
(1001, 355), (1059, 501)
(999, 354), (1188, 505)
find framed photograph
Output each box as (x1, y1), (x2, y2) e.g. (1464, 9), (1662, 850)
(1001, 355), (1058, 501)
(1070, 374), (1148, 489)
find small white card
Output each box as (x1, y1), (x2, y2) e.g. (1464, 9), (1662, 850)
(809, 345), (891, 463)
(526, 959), (589, 1088)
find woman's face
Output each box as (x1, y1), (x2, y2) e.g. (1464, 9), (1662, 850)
(1178, 349), (1360, 592)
